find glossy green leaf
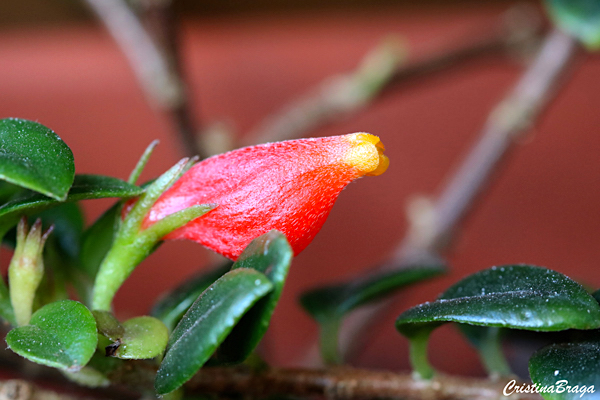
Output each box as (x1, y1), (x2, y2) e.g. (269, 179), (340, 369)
(0, 174), (142, 237)
(6, 300), (97, 371)
(0, 118), (74, 201)
(151, 262), (231, 332)
(0, 181), (24, 203)
(155, 269), (273, 395)
(546, 0), (600, 50)
(110, 316), (169, 360)
(217, 231), (293, 364)
(396, 265), (600, 338)
(529, 340), (600, 400)
(80, 203), (120, 279)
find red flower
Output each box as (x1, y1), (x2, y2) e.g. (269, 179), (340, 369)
(144, 133), (389, 260)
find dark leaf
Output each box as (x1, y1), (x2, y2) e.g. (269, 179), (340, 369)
(0, 175), (142, 237)
(151, 262), (231, 332)
(396, 265), (600, 338)
(217, 231), (293, 363)
(155, 269), (273, 395)
(529, 339), (600, 400)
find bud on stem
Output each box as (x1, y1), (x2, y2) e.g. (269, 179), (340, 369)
(9, 218), (53, 326)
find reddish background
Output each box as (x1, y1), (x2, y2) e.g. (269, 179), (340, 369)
(1, 1), (600, 376)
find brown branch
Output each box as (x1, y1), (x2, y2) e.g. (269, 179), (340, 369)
(240, 5), (543, 149)
(184, 366), (541, 400)
(331, 28), (581, 364)
(83, 0), (203, 158)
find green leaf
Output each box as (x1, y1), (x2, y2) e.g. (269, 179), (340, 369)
(6, 300), (97, 371)
(529, 340), (600, 400)
(301, 263), (445, 321)
(0, 174), (142, 237)
(396, 265), (600, 380)
(93, 310), (124, 340)
(217, 231), (293, 364)
(80, 203), (120, 279)
(546, 0), (600, 50)
(0, 118), (74, 201)
(299, 262), (445, 364)
(155, 269), (273, 395)
(396, 265), (600, 338)
(110, 316), (169, 360)
(151, 262), (231, 332)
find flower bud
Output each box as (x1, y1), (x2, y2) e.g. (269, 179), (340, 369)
(9, 218), (53, 326)
(144, 133), (388, 260)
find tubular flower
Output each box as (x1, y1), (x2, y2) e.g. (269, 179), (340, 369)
(144, 133), (389, 260)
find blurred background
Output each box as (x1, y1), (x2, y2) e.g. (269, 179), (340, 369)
(1, 0), (600, 378)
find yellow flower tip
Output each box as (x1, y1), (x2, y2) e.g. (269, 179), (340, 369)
(343, 132), (389, 176)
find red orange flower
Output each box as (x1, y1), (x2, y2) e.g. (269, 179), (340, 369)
(144, 133), (388, 260)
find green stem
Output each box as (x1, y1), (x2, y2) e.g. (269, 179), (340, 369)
(319, 318), (342, 365)
(91, 232), (157, 311)
(409, 331), (435, 380)
(478, 327), (511, 378)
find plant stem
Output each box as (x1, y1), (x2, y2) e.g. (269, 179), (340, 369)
(408, 331), (435, 380)
(328, 28), (580, 364)
(320, 318), (342, 365)
(83, 0), (203, 158)
(241, 5), (542, 149)
(479, 327), (511, 379)
(182, 365), (542, 400)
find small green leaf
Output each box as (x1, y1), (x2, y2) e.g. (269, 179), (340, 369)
(217, 231), (293, 364)
(155, 269), (273, 395)
(151, 262), (231, 331)
(92, 310), (124, 340)
(111, 316), (169, 360)
(0, 174), (142, 237)
(300, 262), (445, 364)
(80, 203), (120, 279)
(6, 300), (97, 371)
(0, 118), (74, 201)
(529, 340), (600, 400)
(396, 265), (600, 338)
(546, 0), (600, 50)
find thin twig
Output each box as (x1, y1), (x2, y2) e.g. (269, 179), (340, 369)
(83, 0), (203, 158)
(332, 28), (580, 363)
(183, 366), (541, 400)
(241, 5), (543, 149)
